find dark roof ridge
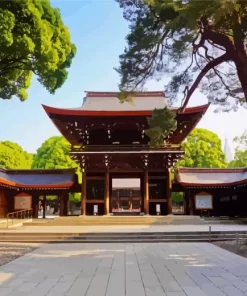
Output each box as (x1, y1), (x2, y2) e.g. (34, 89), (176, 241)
(0, 168), (76, 174)
(85, 91), (165, 97)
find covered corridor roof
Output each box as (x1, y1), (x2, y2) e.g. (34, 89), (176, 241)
(176, 168), (247, 187)
(0, 168), (76, 190)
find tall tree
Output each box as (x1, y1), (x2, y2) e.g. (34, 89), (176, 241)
(32, 136), (81, 202)
(178, 128), (226, 168)
(0, 0), (76, 101)
(116, 0), (247, 111)
(229, 132), (247, 167)
(0, 141), (33, 169)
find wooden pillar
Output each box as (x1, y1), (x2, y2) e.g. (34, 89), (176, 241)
(183, 192), (186, 215)
(104, 166), (110, 215)
(81, 169), (86, 215)
(43, 195), (46, 219)
(32, 195), (39, 218)
(34, 196), (39, 218)
(184, 191), (190, 215)
(59, 194), (65, 216)
(64, 193), (69, 216)
(0, 189), (8, 218)
(144, 168), (149, 215)
(167, 168), (173, 215)
(189, 190), (194, 215)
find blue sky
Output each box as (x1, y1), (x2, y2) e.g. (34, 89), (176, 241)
(0, 0), (246, 155)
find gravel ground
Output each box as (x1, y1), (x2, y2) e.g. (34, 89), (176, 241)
(213, 240), (247, 259)
(0, 243), (41, 266)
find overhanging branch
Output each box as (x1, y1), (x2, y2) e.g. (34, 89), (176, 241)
(180, 53), (231, 113)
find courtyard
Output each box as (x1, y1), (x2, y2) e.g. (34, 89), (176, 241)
(0, 242), (247, 295)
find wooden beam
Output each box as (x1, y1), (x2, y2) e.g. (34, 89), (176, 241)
(149, 199), (167, 203)
(86, 200), (105, 204)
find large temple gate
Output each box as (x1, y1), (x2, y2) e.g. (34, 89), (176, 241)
(42, 91), (209, 216)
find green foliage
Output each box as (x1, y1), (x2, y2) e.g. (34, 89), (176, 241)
(117, 0), (247, 110)
(145, 108), (177, 147)
(32, 136), (79, 172)
(69, 192), (81, 203)
(0, 0), (76, 101)
(32, 136), (81, 202)
(45, 195), (57, 201)
(178, 128), (226, 168)
(228, 133), (247, 167)
(0, 141), (33, 169)
(118, 91), (134, 104)
(172, 192), (184, 203)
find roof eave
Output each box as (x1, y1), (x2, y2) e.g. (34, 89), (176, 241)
(0, 179), (74, 189)
(176, 177), (247, 187)
(42, 103), (210, 117)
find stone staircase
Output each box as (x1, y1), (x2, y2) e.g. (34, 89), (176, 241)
(23, 215), (207, 226)
(0, 231), (246, 243)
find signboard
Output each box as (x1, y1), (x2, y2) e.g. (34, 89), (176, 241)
(14, 193), (32, 210)
(195, 193), (213, 210)
(93, 204), (98, 215)
(156, 204), (161, 214)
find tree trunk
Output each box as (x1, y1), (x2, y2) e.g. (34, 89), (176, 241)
(233, 21), (247, 101)
(234, 55), (247, 101)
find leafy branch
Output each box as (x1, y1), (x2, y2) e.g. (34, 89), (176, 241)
(145, 107), (177, 147)
(116, 0), (247, 111)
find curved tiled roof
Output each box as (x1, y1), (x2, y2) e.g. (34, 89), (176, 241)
(176, 168), (247, 187)
(42, 90), (209, 146)
(42, 91), (209, 117)
(0, 168), (76, 189)
(42, 91), (168, 116)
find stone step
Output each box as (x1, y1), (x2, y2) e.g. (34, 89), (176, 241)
(0, 231), (246, 243)
(23, 220), (208, 226)
(0, 233), (246, 238)
(0, 238), (242, 243)
(2, 230), (246, 235)
(54, 216), (202, 220)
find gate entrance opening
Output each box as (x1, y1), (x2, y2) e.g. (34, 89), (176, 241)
(111, 178), (141, 213)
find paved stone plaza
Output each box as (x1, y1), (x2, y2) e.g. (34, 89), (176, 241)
(1, 243), (247, 295)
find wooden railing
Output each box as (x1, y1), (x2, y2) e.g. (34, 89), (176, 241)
(6, 209), (33, 228)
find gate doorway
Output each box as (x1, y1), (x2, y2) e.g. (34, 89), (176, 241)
(111, 178), (141, 214)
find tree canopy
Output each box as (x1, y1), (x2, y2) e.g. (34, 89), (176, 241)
(229, 132), (247, 167)
(32, 136), (78, 170)
(32, 136), (81, 202)
(116, 0), (247, 111)
(178, 128), (226, 168)
(0, 0), (76, 101)
(0, 141), (33, 169)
